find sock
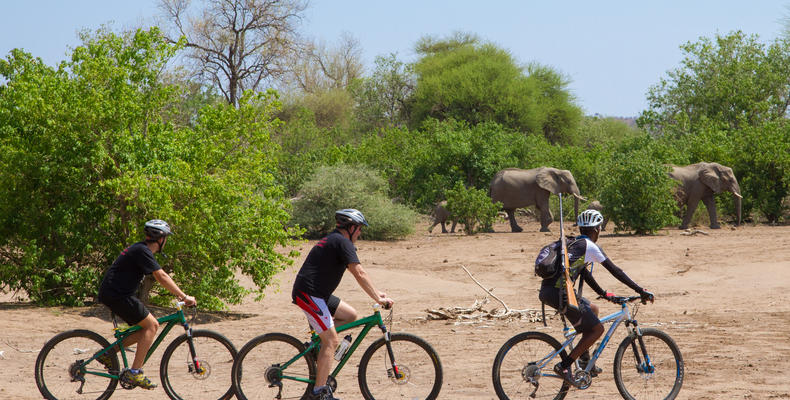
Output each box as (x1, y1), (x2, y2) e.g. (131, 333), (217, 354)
(313, 385), (327, 394)
(130, 368), (142, 374)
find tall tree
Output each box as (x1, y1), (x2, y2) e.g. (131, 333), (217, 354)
(159, 0), (308, 106)
(351, 53), (415, 131)
(638, 31), (790, 135)
(287, 32), (364, 93)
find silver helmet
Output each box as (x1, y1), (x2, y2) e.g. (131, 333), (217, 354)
(144, 219), (173, 239)
(335, 209), (369, 227)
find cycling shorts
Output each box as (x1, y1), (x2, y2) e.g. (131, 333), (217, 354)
(539, 285), (600, 334)
(99, 295), (150, 326)
(293, 292), (341, 334)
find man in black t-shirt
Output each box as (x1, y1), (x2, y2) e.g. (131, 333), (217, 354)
(292, 209), (394, 400)
(97, 219), (196, 390)
(539, 209), (654, 387)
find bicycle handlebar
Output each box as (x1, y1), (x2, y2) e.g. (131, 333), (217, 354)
(597, 295), (644, 305)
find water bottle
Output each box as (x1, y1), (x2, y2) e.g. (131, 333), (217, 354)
(334, 335), (352, 361)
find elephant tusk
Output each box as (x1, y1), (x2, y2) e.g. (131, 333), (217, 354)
(572, 193), (587, 202)
(733, 192), (743, 199)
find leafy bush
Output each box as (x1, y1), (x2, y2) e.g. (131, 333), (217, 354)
(0, 29), (300, 309)
(291, 165), (416, 240)
(444, 182), (501, 235)
(599, 140), (679, 234)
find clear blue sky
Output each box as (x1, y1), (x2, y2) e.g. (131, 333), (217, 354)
(1, 0), (787, 117)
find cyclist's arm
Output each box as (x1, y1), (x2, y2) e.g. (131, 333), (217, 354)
(600, 259), (644, 294)
(152, 269), (196, 305)
(579, 267), (607, 297)
(347, 263), (392, 307)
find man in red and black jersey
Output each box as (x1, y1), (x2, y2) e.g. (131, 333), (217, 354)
(539, 209), (654, 386)
(292, 209), (393, 400)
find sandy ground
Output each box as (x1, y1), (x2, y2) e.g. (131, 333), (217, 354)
(2, 217), (790, 399)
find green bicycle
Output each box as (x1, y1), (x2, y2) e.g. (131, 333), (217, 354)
(231, 304), (443, 400)
(34, 301), (237, 400)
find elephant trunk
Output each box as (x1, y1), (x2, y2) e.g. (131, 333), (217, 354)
(573, 194), (579, 223)
(734, 193), (742, 226)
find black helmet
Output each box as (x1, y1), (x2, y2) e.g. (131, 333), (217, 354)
(335, 209), (369, 228)
(144, 219), (173, 239)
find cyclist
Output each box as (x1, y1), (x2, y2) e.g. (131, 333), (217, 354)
(539, 209), (654, 386)
(292, 209), (394, 400)
(96, 219), (196, 390)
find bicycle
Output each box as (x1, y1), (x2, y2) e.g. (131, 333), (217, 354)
(34, 301), (238, 400)
(492, 295), (684, 400)
(231, 304), (443, 399)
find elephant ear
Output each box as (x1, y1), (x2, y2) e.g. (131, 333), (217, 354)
(536, 169), (559, 194)
(699, 165), (722, 193)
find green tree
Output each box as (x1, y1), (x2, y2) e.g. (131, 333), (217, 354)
(639, 31), (790, 135)
(409, 34), (581, 139)
(351, 53), (415, 131)
(444, 182), (501, 235)
(0, 28), (300, 308)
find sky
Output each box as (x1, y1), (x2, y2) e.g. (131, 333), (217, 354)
(1, 0), (788, 117)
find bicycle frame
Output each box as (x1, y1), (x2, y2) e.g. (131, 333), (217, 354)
(279, 306), (390, 385)
(79, 303), (192, 380)
(542, 299), (642, 377)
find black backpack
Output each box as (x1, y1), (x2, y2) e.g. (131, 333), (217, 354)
(534, 236), (577, 280)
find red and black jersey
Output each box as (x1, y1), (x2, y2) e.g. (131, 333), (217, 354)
(292, 230), (360, 300)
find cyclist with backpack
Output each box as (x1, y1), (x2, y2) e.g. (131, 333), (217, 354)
(539, 209), (654, 386)
(292, 209), (394, 400)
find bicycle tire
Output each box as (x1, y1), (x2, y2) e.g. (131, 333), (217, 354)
(613, 327), (684, 400)
(492, 331), (570, 400)
(357, 332), (443, 400)
(231, 332), (316, 400)
(160, 329), (238, 400)
(35, 329), (119, 400)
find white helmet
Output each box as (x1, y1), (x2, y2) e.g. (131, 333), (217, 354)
(144, 219), (173, 238)
(335, 209), (369, 227)
(577, 209), (604, 228)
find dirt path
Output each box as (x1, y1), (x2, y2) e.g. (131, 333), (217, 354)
(3, 218), (789, 399)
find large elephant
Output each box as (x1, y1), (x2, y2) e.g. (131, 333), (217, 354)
(668, 162), (742, 229)
(490, 167), (584, 232)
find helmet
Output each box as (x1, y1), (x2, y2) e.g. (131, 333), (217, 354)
(144, 219), (173, 239)
(335, 209), (369, 227)
(577, 210), (604, 228)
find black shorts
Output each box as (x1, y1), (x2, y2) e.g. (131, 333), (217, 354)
(99, 295), (150, 325)
(539, 285), (600, 333)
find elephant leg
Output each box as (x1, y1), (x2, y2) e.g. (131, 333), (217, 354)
(450, 220), (457, 233)
(441, 221), (448, 233)
(507, 209), (523, 232)
(428, 220), (438, 233)
(702, 196), (720, 229)
(680, 198), (699, 230)
(537, 205), (553, 232)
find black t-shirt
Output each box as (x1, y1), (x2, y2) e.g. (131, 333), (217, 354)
(292, 230), (360, 299)
(98, 242), (162, 299)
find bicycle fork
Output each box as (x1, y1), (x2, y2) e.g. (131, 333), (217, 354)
(379, 325), (404, 381)
(627, 322), (655, 374)
(182, 324), (206, 376)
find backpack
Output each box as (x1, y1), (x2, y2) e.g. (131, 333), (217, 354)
(534, 236), (578, 280)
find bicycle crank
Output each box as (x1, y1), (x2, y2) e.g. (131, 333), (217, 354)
(573, 370), (592, 389)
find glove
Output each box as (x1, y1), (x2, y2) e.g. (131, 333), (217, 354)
(639, 290), (654, 304)
(604, 292), (616, 302)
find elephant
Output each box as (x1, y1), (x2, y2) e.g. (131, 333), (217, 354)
(668, 162), (742, 230)
(586, 200), (609, 231)
(489, 167), (584, 232)
(428, 200), (457, 233)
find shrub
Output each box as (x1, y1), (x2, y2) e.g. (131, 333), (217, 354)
(291, 165), (416, 240)
(444, 182), (501, 235)
(600, 141), (679, 234)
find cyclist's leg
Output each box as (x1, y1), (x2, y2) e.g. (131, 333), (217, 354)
(331, 297), (357, 327)
(131, 313), (159, 369)
(566, 299), (603, 361)
(294, 292), (338, 393)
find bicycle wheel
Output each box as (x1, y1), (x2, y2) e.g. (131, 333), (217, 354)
(232, 332), (316, 400)
(613, 328), (684, 400)
(160, 329), (237, 400)
(492, 331), (570, 400)
(358, 332), (443, 400)
(35, 329), (119, 400)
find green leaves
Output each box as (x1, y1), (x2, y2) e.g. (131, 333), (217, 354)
(445, 182), (501, 235)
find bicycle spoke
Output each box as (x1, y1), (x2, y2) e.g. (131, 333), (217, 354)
(614, 328), (684, 400)
(233, 333), (314, 400)
(160, 330), (236, 400)
(358, 333), (442, 400)
(492, 331), (569, 400)
(35, 330), (118, 400)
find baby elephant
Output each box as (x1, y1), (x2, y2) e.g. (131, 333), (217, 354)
(586, 200), (609, 231)
(428, 201), (457, 233)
